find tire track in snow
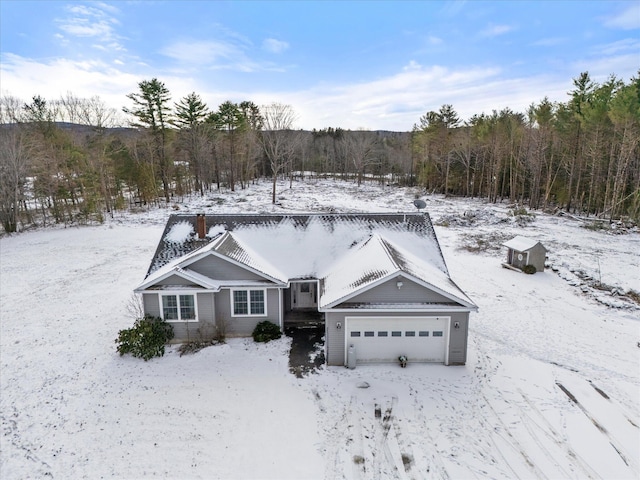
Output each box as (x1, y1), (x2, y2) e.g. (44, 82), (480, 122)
(370, 397), (408, 480)
(388, 403), (421, 480)
(555, 381), (638, 474)
(312, 389), (349, 480)
(407, 385), (451, 479)
(348, 396), (367, 480)
(516, 387), (600, 479)
(473, 336), (550, 479)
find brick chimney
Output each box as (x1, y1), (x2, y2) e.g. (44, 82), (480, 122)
(196, 213), (206, 239)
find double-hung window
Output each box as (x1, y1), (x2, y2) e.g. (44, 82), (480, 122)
(161, 294), (196, 322)
(232, 289), (266, 316)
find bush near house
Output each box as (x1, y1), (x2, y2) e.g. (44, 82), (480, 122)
(252, 321), (282, 343)
(116, 315), (174, 361)
(522, 264), (537, 274)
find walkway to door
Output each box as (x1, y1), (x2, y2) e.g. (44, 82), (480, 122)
(284, 310), (325, 378)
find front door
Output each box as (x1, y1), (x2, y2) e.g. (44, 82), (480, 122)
(292, 282), (317, 309)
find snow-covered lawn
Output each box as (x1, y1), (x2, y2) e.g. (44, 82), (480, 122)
(1, 179), (639, 479)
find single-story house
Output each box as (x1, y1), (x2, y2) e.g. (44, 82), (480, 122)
(135, 213), (477, 366)
(502, 235), (547, 272)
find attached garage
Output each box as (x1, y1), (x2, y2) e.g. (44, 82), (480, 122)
(345, 316), (449, 364)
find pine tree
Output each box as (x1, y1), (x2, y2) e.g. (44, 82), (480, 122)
(123, 78), (173, 202)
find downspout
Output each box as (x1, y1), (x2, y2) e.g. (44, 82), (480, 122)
(278, 288), (283, 330)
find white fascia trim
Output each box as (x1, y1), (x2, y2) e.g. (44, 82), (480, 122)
(320, 307), (474, 313)
(135, 267), (218, 292)
(218, 281), (287, 288)
(175, 267), (220, 290)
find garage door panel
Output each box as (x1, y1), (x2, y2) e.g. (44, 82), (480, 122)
(346, 316), (448, 364)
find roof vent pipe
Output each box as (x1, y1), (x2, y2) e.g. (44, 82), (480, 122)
(196, 213), (206, 239)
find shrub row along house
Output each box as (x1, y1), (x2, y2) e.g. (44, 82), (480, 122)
(135, 213), (477, 366)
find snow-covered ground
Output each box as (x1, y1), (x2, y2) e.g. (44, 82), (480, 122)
(1, 178), (639, 479)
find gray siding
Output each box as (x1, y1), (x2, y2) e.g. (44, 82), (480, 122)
(447, 312), (469, 365)
(325, 312), (347, 366)
(156, 274), (198, 287)
(189, 255), (266, 281)
(344, 277), (453, 305)
(197, 292), (215, 323)
(142, 293), (160, 317)
(325, 310), (470, 366)
(215, 288), (282, 336)
(170, 320), (200, 341)
(142, 292), (217, 342)
(508, 244), (546, 272)
(528, 244), (547, 272)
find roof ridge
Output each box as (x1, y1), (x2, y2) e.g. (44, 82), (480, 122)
(374, 234), (402, 271)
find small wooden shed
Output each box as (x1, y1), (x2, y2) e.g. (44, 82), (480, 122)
(502, 236), (547, 272)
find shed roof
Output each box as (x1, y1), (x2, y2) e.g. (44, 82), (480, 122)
(503, 235), (546, 252)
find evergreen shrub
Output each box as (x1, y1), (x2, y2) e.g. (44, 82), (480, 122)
(522, 264), (537, 274)
(116, 315), (174, 361)
(252, 321), (282, 343)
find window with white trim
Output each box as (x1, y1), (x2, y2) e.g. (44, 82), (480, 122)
(232, 289), (266, 316)
(161, 294), (196, 322)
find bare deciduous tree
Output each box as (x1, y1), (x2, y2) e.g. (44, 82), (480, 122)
(259, 103), (299, 203)
(0, 126), (34, 232)
(344, 129), (379, 186)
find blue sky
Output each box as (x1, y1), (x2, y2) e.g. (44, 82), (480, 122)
(1, 0), (638, 130)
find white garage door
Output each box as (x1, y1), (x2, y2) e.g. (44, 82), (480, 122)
(346, 316), (449, 364)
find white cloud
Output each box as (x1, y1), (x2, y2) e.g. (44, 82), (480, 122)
(59, 20), (113, 38)
(58, 3), (120, 36)
(3, 39), (634, 133)
(604, 4), (640, 30)
(591, 38), (640, 56)
(161, 40), (242, 64)
(243, 59), (585, 131)
(479, 24), (515, 38)
(160, 38), (288, 73)
(54, 2), (125, 52)
(572, 52), (640, 82)
(403, 60), (421, 71)
(0, 53), (137, 111)
(0, 51), (572, 131)
(427, 35), (443, 45)
(262, 38), (289, 54)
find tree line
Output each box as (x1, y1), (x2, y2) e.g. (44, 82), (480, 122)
(412, 72), (639, 222)
(0, 71), (638, 233)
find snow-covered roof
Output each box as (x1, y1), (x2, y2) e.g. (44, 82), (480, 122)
(503, 235), (546, 252)
(140, 213), (474, 308)
(214, 231), (288, 282)
(319, 234), (475, 309)
(147, 214), (448, 278)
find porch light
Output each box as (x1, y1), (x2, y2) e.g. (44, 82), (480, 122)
(336, 322), (342, 329)
(396, 281), (403, 289)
